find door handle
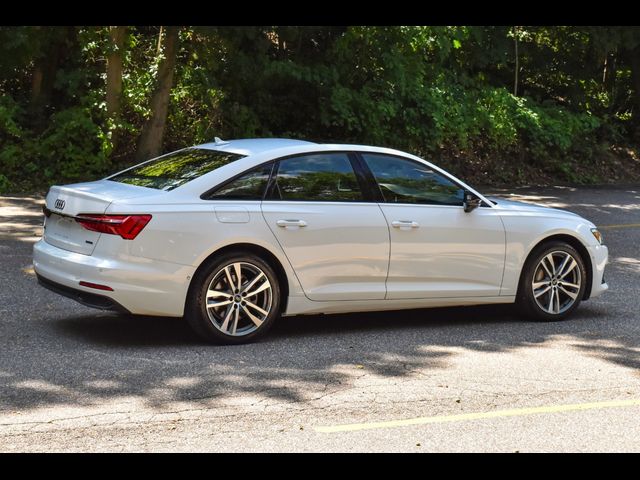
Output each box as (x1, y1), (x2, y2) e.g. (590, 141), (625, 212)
(276, 219), (308, 228)
(391, 220), (419, 229)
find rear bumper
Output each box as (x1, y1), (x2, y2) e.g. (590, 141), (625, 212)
(33, 239), (195, 316)
(587, 244), (608, 299)
(37, 273), (130, 313)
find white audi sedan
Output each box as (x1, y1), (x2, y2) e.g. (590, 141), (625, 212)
(33, 138), (609, 344)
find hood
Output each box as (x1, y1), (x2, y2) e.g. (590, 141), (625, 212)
(488, 196), (581, 218)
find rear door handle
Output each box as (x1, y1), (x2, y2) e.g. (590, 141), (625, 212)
(391, 220), (419, 229)
(276, 219), (308, 228)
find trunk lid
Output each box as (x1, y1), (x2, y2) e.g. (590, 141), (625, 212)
(43, 180), (156, 255)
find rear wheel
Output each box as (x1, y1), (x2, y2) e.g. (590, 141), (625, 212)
(186, 252), (281, 344)
(517, 242), (586, 321)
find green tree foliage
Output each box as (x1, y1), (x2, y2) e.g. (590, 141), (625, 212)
(1, 26), (639, 193)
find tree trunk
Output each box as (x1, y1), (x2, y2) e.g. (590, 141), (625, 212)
(30, 26), (44, 109)
(31, 64), (43, 106)
(106, 26), (126, 120)
(603, 51), (618, 113)
(156, 26), (164, 56)
(136, 26), (179, 161)
(513, 26), (519, 96)
(30, 33), (62, 112)
(106, 26), (126, 151)
(30, 27), (74, 123)
(630, 45), (640, 127)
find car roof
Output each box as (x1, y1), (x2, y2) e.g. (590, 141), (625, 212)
(116, 138), (493, 208)
(195, 138), (421, 158)
(197, 138), (316, 156)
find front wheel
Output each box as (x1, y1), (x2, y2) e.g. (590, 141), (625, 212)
(517, 242), (587, 321)
(186, 252), (281, 344)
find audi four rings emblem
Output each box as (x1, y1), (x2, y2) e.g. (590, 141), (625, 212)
(54, 199), (65, 210)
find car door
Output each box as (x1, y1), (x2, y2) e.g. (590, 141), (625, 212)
(359, 153), (506, 299)
(261, 152), (390, 301)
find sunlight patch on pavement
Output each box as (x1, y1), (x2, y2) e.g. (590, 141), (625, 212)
(22, 265), (35, 276)
(0, 204), (44, 217)
(164, 377), (201, 388)
(14, 380), (70, 394)
(84, 380), (122, 390)
(0, 233), (41, 242)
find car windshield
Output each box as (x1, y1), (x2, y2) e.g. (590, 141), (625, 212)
(108, 148), (245, 191)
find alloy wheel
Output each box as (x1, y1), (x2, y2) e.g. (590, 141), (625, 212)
(531, 250), (582, 315)
(205, 262), (273, 336)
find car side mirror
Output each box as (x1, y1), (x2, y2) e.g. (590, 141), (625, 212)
(463, 190), (481, 213)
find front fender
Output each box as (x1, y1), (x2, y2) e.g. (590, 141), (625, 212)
(499, 213), (597, 296)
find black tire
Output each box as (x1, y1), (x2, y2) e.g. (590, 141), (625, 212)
(185, 251), (281, 344)
(517, 241), (587, 322)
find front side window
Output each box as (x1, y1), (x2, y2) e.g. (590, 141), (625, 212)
(205, 163), (272, 200)
(270, 153), (364, 202)
(109, 148), (245, 191)
(361, 153), (464, 206)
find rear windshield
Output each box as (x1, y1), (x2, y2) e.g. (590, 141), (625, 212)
(108, 148), (245, 191)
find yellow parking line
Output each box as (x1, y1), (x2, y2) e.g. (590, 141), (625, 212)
(314, 398), (640, 433)
(599, 223), (640, 230)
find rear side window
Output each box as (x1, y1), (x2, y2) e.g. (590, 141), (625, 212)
(361, 153), (464, 206)
(109, 148), (245, 191)
(205, 163), (273, 200)
(270, 153), (364, 202)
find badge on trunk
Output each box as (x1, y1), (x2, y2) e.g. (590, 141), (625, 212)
(54, 199), (65, 210)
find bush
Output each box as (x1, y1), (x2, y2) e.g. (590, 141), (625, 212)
(512, 96), (601, 163)
(0, 173), (10, 194)
(34, 107), (110, 181)
(0, 95), (29, 191)
(0, 97), (110, 192)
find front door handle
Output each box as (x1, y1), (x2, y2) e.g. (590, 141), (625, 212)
(276, 219), (308, 228)
(391, 220), (419, 229)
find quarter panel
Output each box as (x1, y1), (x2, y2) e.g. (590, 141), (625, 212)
(33, 239), (195, 316)
(99, 200), (305, 297)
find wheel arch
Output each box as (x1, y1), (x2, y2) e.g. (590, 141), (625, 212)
(518, 233), (593, 300)
(186, 243), (291, 315)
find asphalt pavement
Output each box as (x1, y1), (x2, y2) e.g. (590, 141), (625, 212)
(1, 185), (639, 452)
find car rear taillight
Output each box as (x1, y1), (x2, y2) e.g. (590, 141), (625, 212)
(75, 214), (152, 240)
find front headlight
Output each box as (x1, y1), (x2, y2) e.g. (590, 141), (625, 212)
(591, 228), (603, 245)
